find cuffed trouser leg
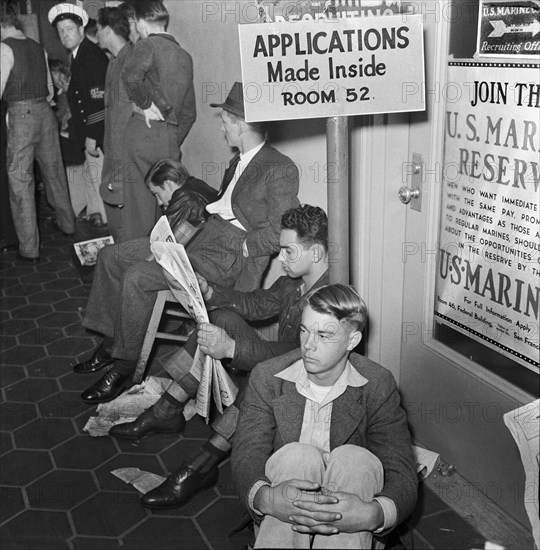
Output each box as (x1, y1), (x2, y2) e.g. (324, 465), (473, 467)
(36, 104), (75, 234)
(6, 103), (40, 258)
(111, 258), (169, 361)
(163, 330), (200, 399)
(256, 443), (383, 549)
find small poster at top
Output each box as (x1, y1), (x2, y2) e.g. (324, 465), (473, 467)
(477, 0), (540, 57)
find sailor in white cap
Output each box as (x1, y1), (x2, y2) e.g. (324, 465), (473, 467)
(49, 2), (110, 226)
(48, 2), (89, 28)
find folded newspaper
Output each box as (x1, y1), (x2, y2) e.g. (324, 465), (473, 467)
(151, 239), (238, 421)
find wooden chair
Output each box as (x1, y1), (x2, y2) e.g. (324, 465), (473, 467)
(132, 289), (191, 384)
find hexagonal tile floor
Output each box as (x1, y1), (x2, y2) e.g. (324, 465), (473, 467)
(1, 205), (489, 550)
(1, 214), (253, 550)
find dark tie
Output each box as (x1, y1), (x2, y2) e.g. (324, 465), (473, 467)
(218, 154), (240, 198)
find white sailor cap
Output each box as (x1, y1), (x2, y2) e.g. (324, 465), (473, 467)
(48, 3), (89, 27)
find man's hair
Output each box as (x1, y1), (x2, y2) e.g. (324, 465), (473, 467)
(145, 159), (189, 189)
(134, 0), (169, 28)
(305, 284), (368, 333)
(281, 204), (328, 252)
(118, 1), (136, 21)
(221, 110), (267, 136)
(97, 7), (130, 41)
(0, 13), (24, 31)
(85, 18), (97, 37)
(48, 58), (70, 78)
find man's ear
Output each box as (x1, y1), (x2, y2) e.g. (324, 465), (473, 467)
(311, 243), (324, 263)
(164, 179), (179, 193)
(347, 330), (362, 351)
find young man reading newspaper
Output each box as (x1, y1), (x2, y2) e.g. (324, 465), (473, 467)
(109, 205), (329, 510)
(77, 159), (216, 403)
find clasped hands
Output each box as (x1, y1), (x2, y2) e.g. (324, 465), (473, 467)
(255, 479), (383, 536)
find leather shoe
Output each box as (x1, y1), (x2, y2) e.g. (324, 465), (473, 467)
(73, 346), (114, 374)
(80, 369), (130, 404)
(142, 463), (219, 509)
(109, 407), (185, 440)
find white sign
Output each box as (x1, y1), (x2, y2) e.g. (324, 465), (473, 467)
(238, 15), (425, 122)
(435, 61), (540, 371)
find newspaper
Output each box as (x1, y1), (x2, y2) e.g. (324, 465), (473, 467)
(73, 235), (114, 266)
(150, 215), (175, 244)
(503, 399), (540, 548)
(151, 240), (238, 420)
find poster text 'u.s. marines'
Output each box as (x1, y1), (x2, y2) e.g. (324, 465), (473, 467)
(436, 61), (539, 371)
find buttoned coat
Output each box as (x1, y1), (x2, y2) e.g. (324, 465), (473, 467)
(66, 37), (108, 159)
(232, 349), (418, 527)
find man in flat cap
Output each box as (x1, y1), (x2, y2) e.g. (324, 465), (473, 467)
(49, 2), (109, 226)
(1, 13), (75, 261)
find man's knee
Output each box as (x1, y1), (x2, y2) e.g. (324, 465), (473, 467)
(97, 242), (117, 265)
(329, 445), (382, 472)
(266, 443), (324, 482)
(123, 264), (148, 291)
(325, 445), (383, 492)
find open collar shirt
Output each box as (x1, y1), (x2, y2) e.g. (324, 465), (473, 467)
(206, 140), (265, 230)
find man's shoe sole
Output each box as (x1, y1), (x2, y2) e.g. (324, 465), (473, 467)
(109, 425), (183, 441)
(73, 358), (114, 374)
(81, 386), (127, 405)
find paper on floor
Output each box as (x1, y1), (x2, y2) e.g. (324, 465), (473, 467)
(111, 467), (166, 494)
(83, 375), (196, 437)
(413, 445), (440, 478)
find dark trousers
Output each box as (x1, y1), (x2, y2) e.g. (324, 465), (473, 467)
(83, 216), (261, 361)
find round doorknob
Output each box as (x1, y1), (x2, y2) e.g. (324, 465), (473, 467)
(398, 186), (420, 204)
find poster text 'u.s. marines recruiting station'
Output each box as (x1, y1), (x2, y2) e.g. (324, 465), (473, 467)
(239, 15), (424, 122)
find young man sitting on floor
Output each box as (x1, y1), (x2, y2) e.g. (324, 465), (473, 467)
(232, 283), (418, 549)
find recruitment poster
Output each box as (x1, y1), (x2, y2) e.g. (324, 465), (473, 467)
(477, 0), (540, 57)
(239, 14), (424, 121)
(435, 61), (539, 371)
